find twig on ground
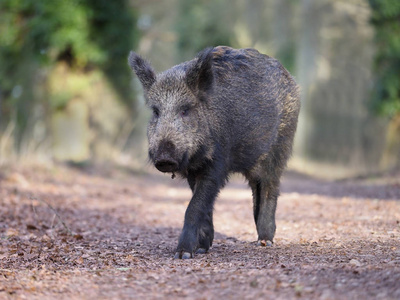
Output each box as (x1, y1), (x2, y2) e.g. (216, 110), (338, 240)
(30, 195), (74, 236)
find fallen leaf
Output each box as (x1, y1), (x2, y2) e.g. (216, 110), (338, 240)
(76, 257), (84, 264)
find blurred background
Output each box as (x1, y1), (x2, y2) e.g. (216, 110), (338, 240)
(0, 0), (399, 178)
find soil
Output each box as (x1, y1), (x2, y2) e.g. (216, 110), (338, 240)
(0, 165), (399, 299)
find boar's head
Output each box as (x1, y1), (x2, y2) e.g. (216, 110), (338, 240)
(128, 48), (215, 174)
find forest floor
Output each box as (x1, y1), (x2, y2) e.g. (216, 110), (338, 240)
(0, 164), (399, 299)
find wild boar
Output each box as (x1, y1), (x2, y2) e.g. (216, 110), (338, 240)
(128, 46), (300, 259)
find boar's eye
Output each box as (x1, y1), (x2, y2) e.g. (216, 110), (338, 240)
(152, 106), (160, 118)
(180, 105), (191, 117)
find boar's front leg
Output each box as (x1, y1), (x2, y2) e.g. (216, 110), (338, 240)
(174, 170), (224, 259)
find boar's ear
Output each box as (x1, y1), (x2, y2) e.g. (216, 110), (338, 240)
(186, 47), (214, 99)
(128, 51), (156, 91)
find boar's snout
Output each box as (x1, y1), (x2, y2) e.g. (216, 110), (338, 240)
(153, 140), (179, 173)
(155, 159), (178, 173)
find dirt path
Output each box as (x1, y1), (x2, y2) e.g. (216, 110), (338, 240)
(1, 165), (399, 299)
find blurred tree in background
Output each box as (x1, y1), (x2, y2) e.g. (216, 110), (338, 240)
(293, 0), (390, 176)
(176, 0), (236, 61)
(0, 0), (138, 159)
(174, 0), (297, 72)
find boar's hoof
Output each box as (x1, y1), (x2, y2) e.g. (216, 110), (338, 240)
(195, 248), (207, 254)
(257, 239), (273, 247)
(174, 251), (193, 259)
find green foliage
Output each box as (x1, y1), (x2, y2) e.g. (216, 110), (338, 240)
(369, 0), (400, 116)
(0, 0), (137, 74)
(0, 0), (138, 147)
(0, 0), (105, 76)
(85, 0), (139, 105)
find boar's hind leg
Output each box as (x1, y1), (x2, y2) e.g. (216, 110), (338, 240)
(249, 174), (280, 247)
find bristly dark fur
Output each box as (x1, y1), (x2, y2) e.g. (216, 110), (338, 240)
(128, 46), (300, 259)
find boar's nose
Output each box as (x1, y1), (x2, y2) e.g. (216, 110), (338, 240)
(155, 159), (178, 173)
(154, 140), (179, 173)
